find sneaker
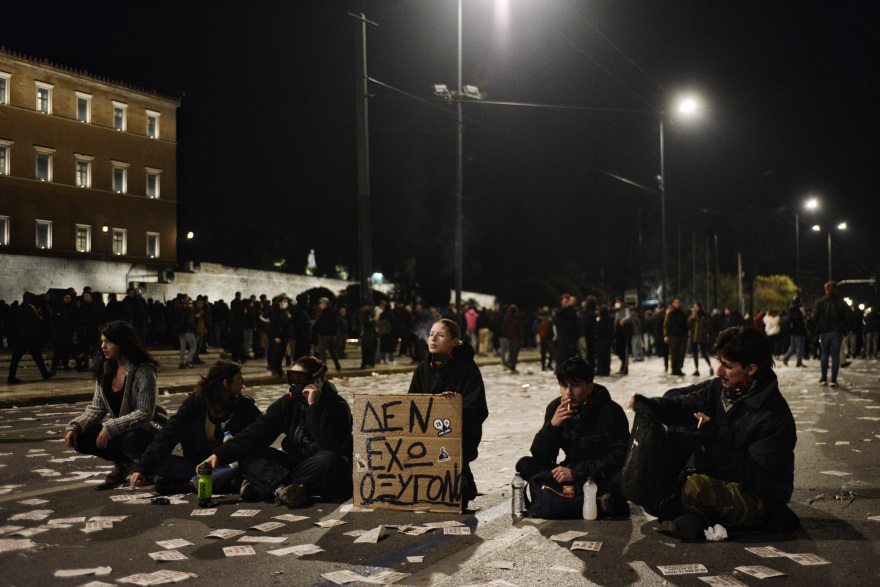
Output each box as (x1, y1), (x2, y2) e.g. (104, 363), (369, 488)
(670, 514), (706, 542)
(240, 479), (262, 502)
(829, 381), (839, 388)
(819, 380), (828, 386)
(179, 363), (187, 369)
(97, 462), (135, 490)
(7, 377), (22, 384)
(692, 371), (700, 376)
(782, 358), (789, 366)
(274, 484), (307, 508)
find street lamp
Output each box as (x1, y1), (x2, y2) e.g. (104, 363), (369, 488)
(657, 96), (700, 304)
(812, 222), (847, 281)
(431, 0), (483, 310)
(795, 196), (820, 291)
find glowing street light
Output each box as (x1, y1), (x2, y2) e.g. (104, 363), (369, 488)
(186, 231), (194, 239)
(812, 222), (847, 281)
(795, 196), (821, 291)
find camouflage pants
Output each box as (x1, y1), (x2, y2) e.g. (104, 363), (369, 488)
(680, 473), (766, 528)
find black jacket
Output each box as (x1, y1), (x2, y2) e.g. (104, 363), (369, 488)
(135, 393), (261, 476)
(212, 381), (352, 467)
(408, 341), (488, 464)
(527, 385), (629, 485)
(814, 293), (849, 334)
(634, 373), (796, 512)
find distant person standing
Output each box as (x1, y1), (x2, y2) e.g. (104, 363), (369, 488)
(664, 299), (688, 376)
(814, 281), (849, 387)
(554, 294), (580, 365)
(315, 297), (342, 371)
(7, 292), (55, 384)
(783, 297), (807, 368)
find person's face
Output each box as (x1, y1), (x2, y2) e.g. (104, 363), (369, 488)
(428, 322), (456, 355)
(224, 373), (245, 397)
(127, 290), (135, 298)
(673, 299), (681, 309)
(560, 379), (592, 407)
(715, 355), (757, 390)
(100, 335), (122, 361)
(196, 300), (204, 308)
(63, 294), (71, 303)
(83, 293), (92, 304)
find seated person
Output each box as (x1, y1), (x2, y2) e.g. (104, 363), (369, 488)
(629, 326), (799, 541)
(130, 360), (260, 494)
(200, 356), (353, 508)
(516, 356), (630, 517)
(65, 321), (167, 489)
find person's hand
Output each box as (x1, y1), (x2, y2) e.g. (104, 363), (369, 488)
(440, 391), (459, 398)
(64, 430), (77, 449)
(197, 455), (218, 475)
(551, 466), (573, 484)
(130, 472), (146, 489)
(96, 429), (110, 450)
(694, 412), (711, 428)
(628, 396), (636, 411)
(304, 383), (323, 405)
(551, 399), (575, 427)
(275, 337), (281, 344)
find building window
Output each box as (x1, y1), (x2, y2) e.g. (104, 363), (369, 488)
(34, 146), (55, 182)
(74, 154), (94, 188)
(75, 224), (91, 253)
(36, 220), (52, 249)
(0, 71), (10, 105)
(147, 232), (160, 258)
(75, 91), (92, 123)
(0, 139), (11, 175)
(112, 228), (127, 255)
(146, 167), (161, 199)
(146, 110), (160, 139)
(112, 100), (128, 131)
(35, 81), (53, 114)
(0, 216), (8, 246)
(112, 161), (129, 194)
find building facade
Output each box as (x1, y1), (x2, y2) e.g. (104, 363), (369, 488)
(0, 48), (179, 280)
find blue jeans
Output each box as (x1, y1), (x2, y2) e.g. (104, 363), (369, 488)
(784, 335), (805, 366)
(161, 455), (240, 492)
(819, 331), (843, 382)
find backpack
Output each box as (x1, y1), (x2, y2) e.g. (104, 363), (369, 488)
(524, 470), (584, 519)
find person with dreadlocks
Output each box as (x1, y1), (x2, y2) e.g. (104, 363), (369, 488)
(130, 360), (260, 494)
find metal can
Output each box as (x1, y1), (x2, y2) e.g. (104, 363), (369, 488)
(562, 485), (575, 499)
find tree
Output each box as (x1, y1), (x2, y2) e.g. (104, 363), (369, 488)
(753, 275), (797, 312)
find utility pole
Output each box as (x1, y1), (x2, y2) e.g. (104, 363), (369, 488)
(354, 13), (377, 307)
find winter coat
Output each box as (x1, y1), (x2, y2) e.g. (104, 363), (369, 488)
(633, 373), (796, 512)
(814, 293), (849, 334)
(787, 305), (806, 336)
(526, 384), (629, 486)
(408, 341), (488, 464)
(212, 381), (352, 467)
(67, 361), (167, 438)
(664, 307), (688, 337)
(136, 393), (261, 477)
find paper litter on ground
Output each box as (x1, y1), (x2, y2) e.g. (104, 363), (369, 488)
(698, 576), (748, 586)
(266, 543), (323, 556)
(354, 525), (388, 543)
(745, 546), (787, 558)
(657, 563), (708, 576)
(314, 519), (346, 528)
(734, 566), (786, 579)
(222, 545), (256, 556)
(820, 470), (852, 476)
(422, 520), (465, 529)
(786, 553), (831, 565)
(251, 521), (285, 532)
(237, 535), (288, 543)
(407, 555), (424, 563)
(230, 509), (260, 517)
(273, 513), (309, 522)
(550, 530), (588, 542)
(53, 566), (112, 577)
(149, 550), (188, 561)
(206, 529), (245, 539)
(443, 526), (471, 535)
(571, 541), (601, 551)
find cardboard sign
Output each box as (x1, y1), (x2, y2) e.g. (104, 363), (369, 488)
(353, 393), (463, 513)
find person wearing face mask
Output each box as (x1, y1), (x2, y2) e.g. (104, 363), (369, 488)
(629, 326), (799, 541)
(65, 321), (167, 489)
(409, 318), (488, 508)
(200, 356), (353, 508)
(129, 361), (261, 495)
(515, 356), (630, 517)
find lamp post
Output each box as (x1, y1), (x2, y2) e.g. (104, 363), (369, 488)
(795, 197), (818, 291)
(812, 221), (846, 281)
(657, 97), (699, 304)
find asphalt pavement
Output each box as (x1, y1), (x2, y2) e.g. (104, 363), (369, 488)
(2, 347), (880, 586)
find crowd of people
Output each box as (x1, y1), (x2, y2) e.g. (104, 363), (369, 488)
(5, 280), (872, 543)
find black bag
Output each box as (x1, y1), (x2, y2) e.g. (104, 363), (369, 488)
(524, 470), (584, 519)
(621, 402), (696, 510)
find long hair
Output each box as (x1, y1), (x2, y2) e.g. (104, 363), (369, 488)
(92, 320), (158, 380)
(195, 360), (242, 415)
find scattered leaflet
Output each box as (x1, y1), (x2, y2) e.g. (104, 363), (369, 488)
(399, 525), (432, 536)
(571, 541), (602, 551)
(117, 570), (197, 584)
(273, 513), (309, 523)
(407, 556), (424, 563)
(0, 526), (25, 535)
(155, 539), (193, 549)
(657, 564), (708, 576)
(443, 526), (471, 536)
(360, 570), (410, 584)
(53, 566), (112, 578)
(734, 566), (786, 579)
(321, 570), (365, 585)
(423, 520), (464, 529)
(354, 526), (388, 543)
(550, 530), (588, 542)
(0, 539), (37, 553)
(267, 543), (324, 556)
(9, 509), (53, 521)
(206, 529), (245, 539)
(820, 471), (851, 476)
(230, 509), (261, 517)
(698, 577), (748, 586)
(237, 535), (288, 543)
(314, 519), (346, 528)
(18, 498), (50, 505)
(745, 546), (787, 558)
(190, 508), (217, 516)
(786, 553), (831, 565)
(149, 550), (188, 561)
(222, 545), (256, 557)
(251, 521), (285, 532)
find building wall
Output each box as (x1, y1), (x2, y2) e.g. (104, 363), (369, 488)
(0, 49), (179, 266)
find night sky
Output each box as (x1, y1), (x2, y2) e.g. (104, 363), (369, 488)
(3, 1), (878, 306)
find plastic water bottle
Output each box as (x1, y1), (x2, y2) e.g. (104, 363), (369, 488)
(223, 431), (232, 443)
(583, 477), (598, 520)
(197, 462), (213, 507)
(511, 473), (525, 517)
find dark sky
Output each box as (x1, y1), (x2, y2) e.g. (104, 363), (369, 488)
(3, 1), (878, 304)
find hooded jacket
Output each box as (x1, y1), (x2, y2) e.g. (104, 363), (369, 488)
(527, 384), (629, 485)
(634, 372), (796, 512)
(408, 340), (488, 464)
(212, 380), (352, 467)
